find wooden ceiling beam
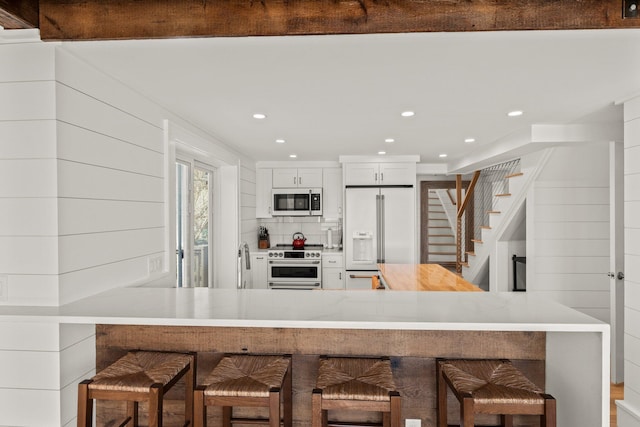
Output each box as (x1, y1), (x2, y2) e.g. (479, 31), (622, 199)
(0, 0), (38, 29)
(39, 0), (640, 41)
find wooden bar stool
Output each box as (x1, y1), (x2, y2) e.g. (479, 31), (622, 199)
(436, 359), (556, 427)
(312, 356), (401, 427)
(77, 350), (195, 427)
(194, 354), (292, 427)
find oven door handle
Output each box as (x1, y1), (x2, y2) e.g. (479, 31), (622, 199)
(269, 260), (321, 265)
(269, 282), (321, 289)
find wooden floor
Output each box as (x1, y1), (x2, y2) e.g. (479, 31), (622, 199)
(612, 383), (624, 427)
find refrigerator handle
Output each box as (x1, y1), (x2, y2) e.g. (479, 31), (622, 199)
(380, 194), (385, 263)
(376, 194), (381, 263)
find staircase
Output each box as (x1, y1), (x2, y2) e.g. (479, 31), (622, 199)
(461, 151), (552, 287)
(426, 190), (456, 270)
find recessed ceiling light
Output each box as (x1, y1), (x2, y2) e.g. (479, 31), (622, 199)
(439, 154), (448, 158)
(378, 151), (387, 155)
(464, 138), (476, 143)
(385, 138), (395, 143)
(289, 154), (297, 158)
(275, 139), (285, 144)
(507, 110), (523, 117)
(401, 111), (415, 117)
(253, 113), (267, 119)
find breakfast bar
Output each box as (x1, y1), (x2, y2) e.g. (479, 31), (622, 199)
(0, 287), (609, 426)
(378, 264), (483, 291)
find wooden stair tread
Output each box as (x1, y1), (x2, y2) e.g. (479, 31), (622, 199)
(429, 251), (457, 255)
(428, 226), (453, 229)
(480, 225), (492, 229)
(471, 239), (483, 243)
(487, 210), (501, 214)
(505, 172), (524, 179)
(430, 234), (454, 237)
(466, 251), (476, 256)
(429, 242), (456, 246)
(495, 193), (511, 197)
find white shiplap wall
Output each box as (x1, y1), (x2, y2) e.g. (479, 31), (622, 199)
(528, 144), (611, 322)
(0, 37), (258, 426)
(618, 95), (640, 427)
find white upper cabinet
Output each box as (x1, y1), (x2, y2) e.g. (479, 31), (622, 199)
(344, 162), (415, 186)
(256, 168), (273, 218)
(272, 168), (323, 188)
(322, 167), (343, 219)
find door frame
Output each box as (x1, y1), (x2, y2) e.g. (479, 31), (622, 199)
(610, 140), (625, 384)
(420, 180), (473, 265)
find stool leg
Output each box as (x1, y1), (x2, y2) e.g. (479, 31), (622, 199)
(461, 394), (474, 427)
(148, 383), (164, 427)
(184, 355), (195, 427)
(501, 414), (513, 427)
(542, 394), (556, 427)
(436, 362), (447, 427)
(283, 363), (293, 427)
(312, 389), (323, 427)
(194, 386), (206, 427)
(127, 401), (139, 426)
(390, 391), (401, 427)
(77, 380), (92, 427)
(222, 406), (232, 427)
(269, 388), (281, 427)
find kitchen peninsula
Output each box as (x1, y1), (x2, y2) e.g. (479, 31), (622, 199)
(0, 287), (608, 426)
(378, 263), (483, 291)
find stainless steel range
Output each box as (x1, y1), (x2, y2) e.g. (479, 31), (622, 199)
(267, 244), (323, 290)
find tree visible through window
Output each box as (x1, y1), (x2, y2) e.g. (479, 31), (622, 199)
(176, 159), (214, 288)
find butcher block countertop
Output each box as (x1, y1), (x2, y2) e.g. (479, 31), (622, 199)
(378, 263), (483, 291)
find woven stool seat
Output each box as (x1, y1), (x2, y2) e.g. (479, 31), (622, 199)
(316, 357), (396, 401)
(437, 359), (556, 427)
(90, 351), (193, 393)
(202, 355), (291, 398)
(194, 354), (292, 427)
(78, 350), (195, 427)
(312, 357), (401, 427)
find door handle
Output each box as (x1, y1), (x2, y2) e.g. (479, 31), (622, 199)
(609, 272), (625, 280)
(618, 272), (625, 280)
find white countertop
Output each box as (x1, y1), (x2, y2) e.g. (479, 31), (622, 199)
(0, 287), (608, 332)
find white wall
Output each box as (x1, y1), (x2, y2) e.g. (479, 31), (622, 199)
(527, 144), (611, 322)
(618, 94), (640, 426)
(0, 36), (259, 426)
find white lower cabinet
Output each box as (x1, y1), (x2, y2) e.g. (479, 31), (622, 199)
(345, 271), (379, 290)
(322, 253), (344, 290)
(251, 253), (268, 289)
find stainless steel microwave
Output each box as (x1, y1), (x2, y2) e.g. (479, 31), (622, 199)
(272, 188), (322, 216)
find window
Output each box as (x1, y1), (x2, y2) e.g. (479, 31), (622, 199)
(176, 158), (215, 287)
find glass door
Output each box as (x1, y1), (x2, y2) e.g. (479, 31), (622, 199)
(193, 166), (213, 288)
(175, 159), (215, 288)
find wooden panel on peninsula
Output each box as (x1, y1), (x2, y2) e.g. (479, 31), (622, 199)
(96, 325), (546, 427)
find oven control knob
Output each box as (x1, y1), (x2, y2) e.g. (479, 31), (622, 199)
(279, 253), (283, 257)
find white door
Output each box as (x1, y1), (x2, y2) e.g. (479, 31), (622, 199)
(610, 140), (625, 384)
(381, 187), (416, 264)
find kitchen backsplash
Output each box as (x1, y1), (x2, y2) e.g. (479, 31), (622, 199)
(259, 217), (342, 248)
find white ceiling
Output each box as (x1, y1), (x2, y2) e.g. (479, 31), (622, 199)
(62, 29), (640, 167)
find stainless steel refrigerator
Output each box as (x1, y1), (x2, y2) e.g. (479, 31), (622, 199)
(345, 186), (415, 289)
